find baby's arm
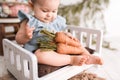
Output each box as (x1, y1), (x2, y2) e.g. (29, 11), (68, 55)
(15, 19), (35, 44)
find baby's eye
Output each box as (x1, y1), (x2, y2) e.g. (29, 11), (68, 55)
(42, 10), (48, 12)
(52, 10), (57, 13)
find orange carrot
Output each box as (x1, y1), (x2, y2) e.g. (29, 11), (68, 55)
(56, 43), (88, 55)
(55, 32), (81, 47)
(39, 30), (90, 55)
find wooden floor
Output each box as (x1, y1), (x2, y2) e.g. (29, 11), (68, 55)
(86, 48), (120, 80)
(0, 48), (120, 80)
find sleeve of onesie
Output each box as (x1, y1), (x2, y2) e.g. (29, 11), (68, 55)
(18, 10), (36, 27)
(18, 10), (44, 31)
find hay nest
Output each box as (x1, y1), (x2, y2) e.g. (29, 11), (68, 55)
(69, 72), (106, 80)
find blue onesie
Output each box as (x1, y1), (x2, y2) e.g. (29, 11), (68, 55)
(18, 10), (67, 52)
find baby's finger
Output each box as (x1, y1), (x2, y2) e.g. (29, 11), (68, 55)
(27, 32), (33, 39)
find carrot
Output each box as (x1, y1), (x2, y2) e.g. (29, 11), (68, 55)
(39, 30), (90, 55)
(55, 32), (80, 47)
(56, 43), (87, 54)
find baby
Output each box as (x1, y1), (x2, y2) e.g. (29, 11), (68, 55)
(16, 0), (103, 66)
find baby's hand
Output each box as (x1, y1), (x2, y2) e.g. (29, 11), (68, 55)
(24, 24), (35, 39)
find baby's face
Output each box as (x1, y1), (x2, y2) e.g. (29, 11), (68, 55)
(33, 0), (60, 23)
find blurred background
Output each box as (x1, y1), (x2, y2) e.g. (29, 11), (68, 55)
(59, 0), (120, 50)
(0, 0), (120, 79)
(60, 0), (120, 37)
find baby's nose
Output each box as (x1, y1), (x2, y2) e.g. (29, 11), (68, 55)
(47, 12), (52, 17)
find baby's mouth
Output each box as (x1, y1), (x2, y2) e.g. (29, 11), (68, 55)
(44, 18), (51, 21)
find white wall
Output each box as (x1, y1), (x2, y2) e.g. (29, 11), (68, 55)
(61, 0), (120, 37)
(104, 0), (120, 36)
(60, 0), (81, 5)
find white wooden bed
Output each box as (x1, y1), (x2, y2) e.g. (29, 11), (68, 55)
(3, 26), (103, 80)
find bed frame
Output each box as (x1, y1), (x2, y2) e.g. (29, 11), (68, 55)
(3, 26), (103, 80)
